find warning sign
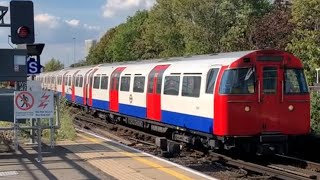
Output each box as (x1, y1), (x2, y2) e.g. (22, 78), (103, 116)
(14, 91), (54, 119)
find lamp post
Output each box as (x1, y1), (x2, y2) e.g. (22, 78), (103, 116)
(73, 37), (76, 65)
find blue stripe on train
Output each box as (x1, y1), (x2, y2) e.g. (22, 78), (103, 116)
(75, 96), (83, 105)
(65, 94), (71, 101)
(69, 97), (213, 134)
(92, 99), (109, 110)
(119, 104), (146, 119)
(162, 110), (213, 134)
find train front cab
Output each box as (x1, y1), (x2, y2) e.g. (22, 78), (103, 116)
(214, 50), (310, 154)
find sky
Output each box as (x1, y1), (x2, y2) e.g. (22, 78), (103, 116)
(0, 0), (156, 67)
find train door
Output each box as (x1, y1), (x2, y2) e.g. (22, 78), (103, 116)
(146, 65), (170, 121)
(83, 69), (93, 105)
(110, 67), (126, 112)
(87, 69), (98, 106)
(71, 70), (80, 102)
(257, 62), (283, 132)
(61, 71), (69, 97)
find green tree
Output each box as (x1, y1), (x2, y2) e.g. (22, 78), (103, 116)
(286, 0), (320, 84)
(44, 58), (64, 72)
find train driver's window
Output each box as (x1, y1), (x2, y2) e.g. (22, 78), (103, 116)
(182, 76), (201, 97)
(164, 76), (180, 96)
(285, 69), (308, 94)
(206, 68), (219, 94)
(93, 76), (101, 89)
(133, 76), (145, 93)
(219, 68), (255, 94)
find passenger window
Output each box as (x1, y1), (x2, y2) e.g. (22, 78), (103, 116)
(79, 76), (83, 87)
(64, 77), (68, 86)
(182, 76), (201, 97)
(120, 76), (130, 92)
(164, 76), (180, 96)
(93, 76), (101, 89)
(206, 68), (219, 94)
(263, 67), (277, 94)
(133, 76), (145, 93)
(101, 76), (109, 90)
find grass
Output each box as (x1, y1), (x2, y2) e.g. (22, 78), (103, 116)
(42, 99), (77, 141)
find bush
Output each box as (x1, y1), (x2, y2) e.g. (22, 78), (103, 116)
(43, 99), (77, 141)
(311, 92), (320, 134)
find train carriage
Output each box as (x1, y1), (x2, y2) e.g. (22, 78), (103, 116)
(36, 49), (310, 154)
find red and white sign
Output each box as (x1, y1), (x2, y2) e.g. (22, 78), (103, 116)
(14, 91), (54, 119)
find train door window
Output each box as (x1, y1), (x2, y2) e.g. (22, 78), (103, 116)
(93, 76), (101, 89)
(68, 76), (72, 86)
(79, 76), (83, 87)
(64, 77), (68, 86)
(285, 69), (308, 94)
(133, 76), (145, 93)
(75, 76), (79, 87)
(182, 76), (201, 97)
(263, 67), (277, 94)
(148, 71), (155, 93)
(100, 75), (109, 90)
(120, 76), (131, 92)
(164, 76), (180, 96)
(206, 68), (219, 94)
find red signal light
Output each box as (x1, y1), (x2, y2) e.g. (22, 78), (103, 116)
(17, 26), (30, 38)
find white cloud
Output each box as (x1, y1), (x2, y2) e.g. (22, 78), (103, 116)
(35, 13), (60, 29)
(84, 24), (101, 31)
(102, 0), (156, 18)
(65, 19), (80, 27)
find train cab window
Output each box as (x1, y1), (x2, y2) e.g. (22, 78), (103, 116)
(120, 76), (131, 92)
(100, 76), (109, 90)
(133, 76), (145, 93)
(285, 69), (308, 94)
(93, 76), (101, 89)
(164, 76), (180, 96)
(219, 68), (255, 94)
(79, 76), (83, 87)
(182, 76), (201, 97)
(263, 67), (277, 94)
(206, 68), (219, 94)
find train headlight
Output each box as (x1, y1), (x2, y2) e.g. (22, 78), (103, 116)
(245, 106), (250, 112)
(288, 105), (294, 111)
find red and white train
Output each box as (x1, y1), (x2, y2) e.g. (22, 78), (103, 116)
(37, 49), (310, 154)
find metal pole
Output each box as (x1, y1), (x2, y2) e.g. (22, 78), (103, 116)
(14, 117), (18, 151)
(29, 118), (36, 144)
(73, 37), (76, 65)
(50, 118), (54, 148)
(36, 119), (42, 163)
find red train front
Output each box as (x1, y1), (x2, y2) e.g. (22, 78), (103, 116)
(214, 50), (310, 153)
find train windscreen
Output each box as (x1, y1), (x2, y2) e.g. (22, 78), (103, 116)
(219, 68), (255, 94)
(285, 69), (308, 94)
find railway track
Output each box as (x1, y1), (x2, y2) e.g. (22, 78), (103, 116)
(72, 111), (320, 180)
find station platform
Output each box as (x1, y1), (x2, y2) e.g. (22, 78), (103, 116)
(0, 130), (217, 180)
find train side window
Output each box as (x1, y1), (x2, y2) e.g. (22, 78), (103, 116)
(182, 76), (201, 97)
(79, 76), (83, 87)
(101, 76), (109, 90)
(164, 76), (180, 96)
(120, 76), (131, 92)
(148, 71), (155, 93)
(93, 76), (101, 89)
(75, 77), (79, 87)
(64, 77), (68, 86)
(206, 68), (219, 94)
(133, 76), (145, 93)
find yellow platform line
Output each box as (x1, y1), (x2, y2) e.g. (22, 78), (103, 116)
(78, 133), (194, 180)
